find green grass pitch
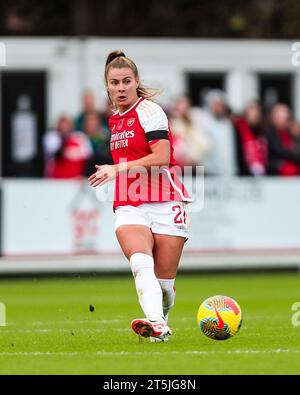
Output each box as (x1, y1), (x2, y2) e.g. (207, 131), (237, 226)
(0, 272), (299, 374)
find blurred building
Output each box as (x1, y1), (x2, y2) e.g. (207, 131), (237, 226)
(1, 38), (299, 176)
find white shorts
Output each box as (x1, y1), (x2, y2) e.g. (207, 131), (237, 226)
(114, 201), (190, 239)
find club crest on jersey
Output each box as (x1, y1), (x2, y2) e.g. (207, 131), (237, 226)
(127, 117), (135, 127)
(117, 119), (124, 129)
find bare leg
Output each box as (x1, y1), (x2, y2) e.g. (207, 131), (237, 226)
(116, 224), (154, 260)
(153, 234), (185, 279)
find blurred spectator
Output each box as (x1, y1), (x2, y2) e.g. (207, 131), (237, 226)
(235, 101), (268, 176)
(101, 98), (115, 130)
(43, 115), (92, 178)
(267, 104), (300, 176)
(74, 90), (102, 132)
(291, 121), (300, 140)
(291, 121), (300, 157)
(193, 90), (238, 176)
(83, 110), (113, 176)
(169, 95), (211, 167)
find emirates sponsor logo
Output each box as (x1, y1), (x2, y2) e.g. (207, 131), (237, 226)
(110, 130), (135, 142)
(127, 117), (135, 127)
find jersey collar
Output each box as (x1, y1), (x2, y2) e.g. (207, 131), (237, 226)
(117, 97), (143, 116)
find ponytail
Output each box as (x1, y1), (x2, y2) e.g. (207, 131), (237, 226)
(104, 50), (162, 103)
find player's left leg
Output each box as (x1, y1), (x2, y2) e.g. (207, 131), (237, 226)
(153, 234), (185, 321)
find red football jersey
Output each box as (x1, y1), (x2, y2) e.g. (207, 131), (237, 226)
(46, 132), (92, 178)
(109, 97), (192, 209)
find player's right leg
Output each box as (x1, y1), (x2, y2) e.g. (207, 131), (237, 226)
(147, 234), (184, 343)
(149, 201), (190, 324)
(131, 316), (172, 341)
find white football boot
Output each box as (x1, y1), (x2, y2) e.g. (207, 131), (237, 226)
(149, 314), (171, 342)
(131, 317), (172, 342)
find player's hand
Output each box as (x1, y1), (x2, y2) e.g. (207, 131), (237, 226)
(88, 164), (117, 187)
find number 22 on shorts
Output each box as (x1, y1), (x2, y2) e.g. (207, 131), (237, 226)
(172, 204), (188, 228)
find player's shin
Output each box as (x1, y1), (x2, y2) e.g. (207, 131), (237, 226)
(157, 278), (176, 322)
(129, 253), (164, 321)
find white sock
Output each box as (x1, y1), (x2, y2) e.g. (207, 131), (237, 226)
(157, 278), (176, 321)
(130, 253), (163, 321)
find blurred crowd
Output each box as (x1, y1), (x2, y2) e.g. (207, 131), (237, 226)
(43, 90), (113, 179)
(43, 89), (300, 179)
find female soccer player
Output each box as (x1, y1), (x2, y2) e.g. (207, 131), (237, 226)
(89, 50), (192, 342)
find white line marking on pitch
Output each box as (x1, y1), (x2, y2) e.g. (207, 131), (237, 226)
(0, 328), (130, 334)
(7, 319), (123, 327)
(30, 319), (123, 326)
(0, 349), (299, 357)
(96, 349), (300, 356)
(5, 316), (281, 328)
(6, 317), (194, 327)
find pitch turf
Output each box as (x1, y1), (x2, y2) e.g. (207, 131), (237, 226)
(0, 272), (299, 374)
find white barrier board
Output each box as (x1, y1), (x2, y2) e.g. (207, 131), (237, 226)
(2, 178), (300, 257)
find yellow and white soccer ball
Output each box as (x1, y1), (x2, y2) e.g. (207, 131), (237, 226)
(197, 295), (242, 340)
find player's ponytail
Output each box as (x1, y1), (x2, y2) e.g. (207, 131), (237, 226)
(105, 50), (126, 68)
(104, 50), (161, 104)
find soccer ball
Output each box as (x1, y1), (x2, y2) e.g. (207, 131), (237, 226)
(197, 295), (242, 340)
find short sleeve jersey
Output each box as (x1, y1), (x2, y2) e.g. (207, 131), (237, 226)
(109, 97), (191, 209)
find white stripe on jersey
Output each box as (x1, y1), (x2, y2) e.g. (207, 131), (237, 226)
(163, 168), (194, 202)
(136, 100), (169, 134)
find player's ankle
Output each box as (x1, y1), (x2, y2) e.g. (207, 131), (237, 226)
(148, 313), (165, 322)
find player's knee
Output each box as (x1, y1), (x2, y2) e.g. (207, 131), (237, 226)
(129, 252), (154, 277)
(155, 266), (177, 280)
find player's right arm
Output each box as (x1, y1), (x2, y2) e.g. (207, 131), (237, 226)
(88, 140), (170, 188)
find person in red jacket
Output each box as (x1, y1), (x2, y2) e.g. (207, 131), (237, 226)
(235, 101), (268, 176)
(89, 50), (192, 342)
(43, 115), (92, 178)
(267, 104), (300, 176)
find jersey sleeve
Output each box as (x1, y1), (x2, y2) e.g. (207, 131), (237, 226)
(136, 101), (170, 145)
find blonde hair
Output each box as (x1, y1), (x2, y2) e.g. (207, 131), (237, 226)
(104, 50), (161, 106)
